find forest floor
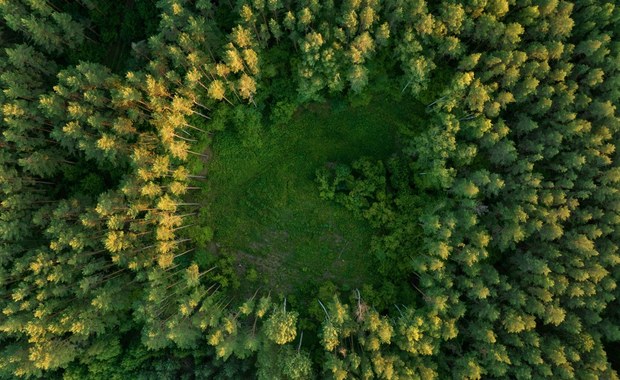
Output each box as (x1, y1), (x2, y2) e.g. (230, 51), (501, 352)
(201, 94), (419, 295)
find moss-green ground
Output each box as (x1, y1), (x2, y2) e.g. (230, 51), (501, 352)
(201, 95), (418, 294)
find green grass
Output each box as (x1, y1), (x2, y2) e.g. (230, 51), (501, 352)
(201, 95), (419, 294)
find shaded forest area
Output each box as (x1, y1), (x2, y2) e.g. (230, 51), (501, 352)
(1, 0), (619, 379)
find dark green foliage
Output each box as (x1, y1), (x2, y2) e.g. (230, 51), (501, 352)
(232, 105), (264, 148)
(1, 0), (619, 379)
(200, 96), (407, 295)
(64, 0), (160, 70)
(270, 100), (298, 126)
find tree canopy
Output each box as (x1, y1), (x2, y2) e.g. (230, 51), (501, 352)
(0, 0), (619, 379)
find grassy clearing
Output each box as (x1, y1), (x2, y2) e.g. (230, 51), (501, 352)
(200, 95), (419, 295)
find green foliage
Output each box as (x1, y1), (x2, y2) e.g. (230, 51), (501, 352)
(270, 100), (298, 126)
(263, 306), (298, 345)
(201, 97), (410, 294)
(256, 345), (314, 380)
(65, 0), (160, 70)
(232, 105), (264, 148)
(0, 0), (619, 379)
(210, 252), (241, 290)
(188, 226), (214, 248)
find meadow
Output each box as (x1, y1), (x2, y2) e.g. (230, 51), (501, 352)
(201, 95), (416, 294)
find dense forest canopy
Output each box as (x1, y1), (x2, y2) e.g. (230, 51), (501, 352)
(0, 0), (619, 378)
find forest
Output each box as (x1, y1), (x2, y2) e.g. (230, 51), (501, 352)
(0, 0), (619, 378)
